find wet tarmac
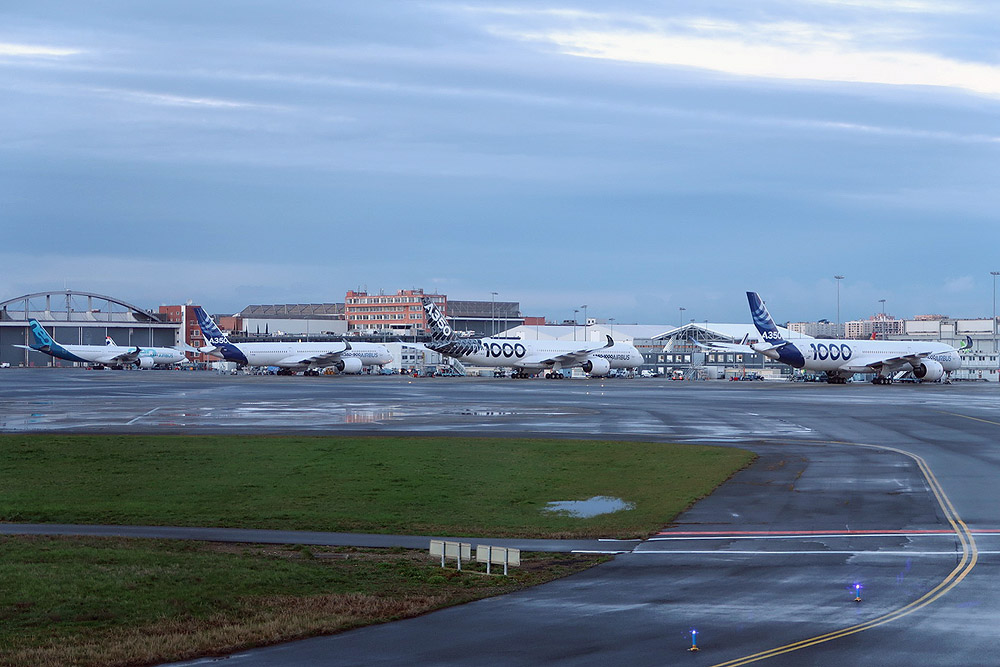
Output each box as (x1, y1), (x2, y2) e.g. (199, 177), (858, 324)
(2, 369), (1000, 665)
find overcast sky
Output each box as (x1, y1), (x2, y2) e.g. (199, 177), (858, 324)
(1, 1), (997, 324)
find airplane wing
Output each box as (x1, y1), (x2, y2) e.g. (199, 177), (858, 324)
(838, 351), (935, 374)
(95, 347), (141, 364)
(700, 341), (755, 354)
(524, 335), (614, 367)
(199, 345), (225, 358)
(276, 341), (351, 367)
(697, 334), (759, 354)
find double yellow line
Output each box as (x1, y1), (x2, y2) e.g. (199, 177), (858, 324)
(711, 440), (978, 667)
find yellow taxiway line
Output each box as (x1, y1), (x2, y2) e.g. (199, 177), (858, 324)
(710, 439), (978, 667)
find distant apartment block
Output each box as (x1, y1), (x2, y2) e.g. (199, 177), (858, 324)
(785, 320), (844, 338)
(845, 313), (905, 339)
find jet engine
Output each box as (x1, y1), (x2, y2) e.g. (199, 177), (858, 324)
(136, 357), (156, 369)
(581, 357), (611, 377)
(912, 359), (944, 381)
(335, 357), (363, 374)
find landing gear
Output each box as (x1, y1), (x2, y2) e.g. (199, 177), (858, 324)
(872, 375), (893, 385)
(511, 371), (532, 379)
(544, 371), (565, 379)
(303, 369), (321, 377)
(825, 372), (848, 384)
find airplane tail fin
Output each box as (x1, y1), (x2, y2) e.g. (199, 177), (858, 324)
(28, 319), (55, 349)
(421, 297), (456, 341)
(959, 335), (973, 353)
(106, 335), (117, 346)
(746, 292), (786, 344)
(194, 306), (230, 345)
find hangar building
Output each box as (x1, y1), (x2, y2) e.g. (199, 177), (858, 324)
(0, 290), (179, 367)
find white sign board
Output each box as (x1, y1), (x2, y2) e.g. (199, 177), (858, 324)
(476, 545), (520, 575)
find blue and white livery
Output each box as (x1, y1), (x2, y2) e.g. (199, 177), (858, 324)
(194, 307), (392, 374)
(421, 297), (642, 378)
(15, 319), (188, 368)
(718, 292), (965, 384)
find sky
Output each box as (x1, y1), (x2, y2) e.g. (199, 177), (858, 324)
(1, 1), (998, 325)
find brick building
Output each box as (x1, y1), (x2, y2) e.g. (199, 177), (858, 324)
(345, 289), (446, 334)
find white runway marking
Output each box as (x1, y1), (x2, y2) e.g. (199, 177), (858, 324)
(126, 407), (160, 425)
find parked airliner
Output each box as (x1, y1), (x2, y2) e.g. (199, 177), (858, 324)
(421, 297), (642, 378)
(194, 307), (391, 374)
(713, 292), (966, 384)
(16, 319), (189, 368)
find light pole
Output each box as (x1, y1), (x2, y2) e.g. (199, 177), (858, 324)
(573, 309), (578, 341)
(491, 292), (498, 337)
(580, 305), (588, 341)
(834, 275), (844, 331)
(609, 317), (615, 339)
(991, 272), (999, 353)
(679, 306), (685, 326)
(878, 299), (886, 340)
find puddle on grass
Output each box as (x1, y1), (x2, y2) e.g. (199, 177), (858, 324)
(543, 496), (635, 518)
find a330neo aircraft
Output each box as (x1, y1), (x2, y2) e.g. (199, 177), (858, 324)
(421, 297), (643, 378)
(711, 292), (968, 384)
(16, 319), (189, 368)
(194, 307), (392, 375)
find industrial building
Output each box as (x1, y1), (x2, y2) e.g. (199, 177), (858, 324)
(237, 304), (348, 337)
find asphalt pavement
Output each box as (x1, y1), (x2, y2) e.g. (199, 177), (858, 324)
(2, 369), (999, 665)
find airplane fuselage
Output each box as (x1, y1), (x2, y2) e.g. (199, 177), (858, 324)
(210, 341), (392, 369)
(32, 344), (186, 366)
(430, 337), (643, 371)
(758, 339), (961, 373)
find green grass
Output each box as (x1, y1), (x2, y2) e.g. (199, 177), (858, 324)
(0, 535), (606, 667)
(0, 435), (754, 538)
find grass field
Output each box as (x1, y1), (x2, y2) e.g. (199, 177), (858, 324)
(0, 535), (606, 667)
(0, 434), (754, 665)
(0, 434), (754, 538)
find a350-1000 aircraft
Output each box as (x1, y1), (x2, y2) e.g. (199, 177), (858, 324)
(194, 306), (392, 375)
(421, 297), (643, 378)
(711, 292), (967, 384)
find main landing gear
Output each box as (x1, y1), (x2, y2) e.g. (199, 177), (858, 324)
(871, 375), (893, 385)
(825, 372), (848, 384)
(544, 371), (566, 379)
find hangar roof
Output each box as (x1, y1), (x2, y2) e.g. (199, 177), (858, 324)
(0, 290), (164, 324)
(239, 303), (344, 319)
(498, 322), (811, 344)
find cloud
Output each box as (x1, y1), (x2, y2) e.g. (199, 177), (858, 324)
(0, 42), (81, 58)
(85, 87), (280, 110)
(801, 0), (972, 13)
(492, 13), (1000, 97)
